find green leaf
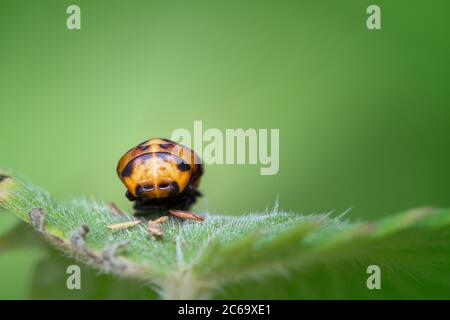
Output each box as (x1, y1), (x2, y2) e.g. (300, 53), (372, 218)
(216, 210), (450, 299)
(1, 173), (450, 299)
(30, 249), (157, 299)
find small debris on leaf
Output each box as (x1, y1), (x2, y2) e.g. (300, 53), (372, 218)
(147, 220), (164, 240)
(107, 220), (142, 230)
(153, 216), (169, 225)
(169, 210), (205, 221)
(28, 208), (46, 233)
(108, 202), (127, 215)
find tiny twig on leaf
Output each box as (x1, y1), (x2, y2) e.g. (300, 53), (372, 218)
(107, 220), (142, 230)
(108, 202), (127, 216)
(169, 210), (205, 221)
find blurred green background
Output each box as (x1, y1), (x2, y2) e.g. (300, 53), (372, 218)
(1, 0), (449, 298)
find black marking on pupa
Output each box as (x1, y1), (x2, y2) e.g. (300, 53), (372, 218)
(158, 182), (170, 189)
(126, 191), (137, 201)
(155, 152), (171, 161)
(135, 185), (144, 197)
(142, 184), (155, 191)
(177, 162), (191, 171)
(159, 143), (174, 149)
(0, 174), (10, 183)
(170, 181), (180, 195)
(121, 161), (135, 177)
(137, 145), (149, 151)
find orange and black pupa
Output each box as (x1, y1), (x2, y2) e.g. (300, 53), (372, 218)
(117, 138), (203, 214)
